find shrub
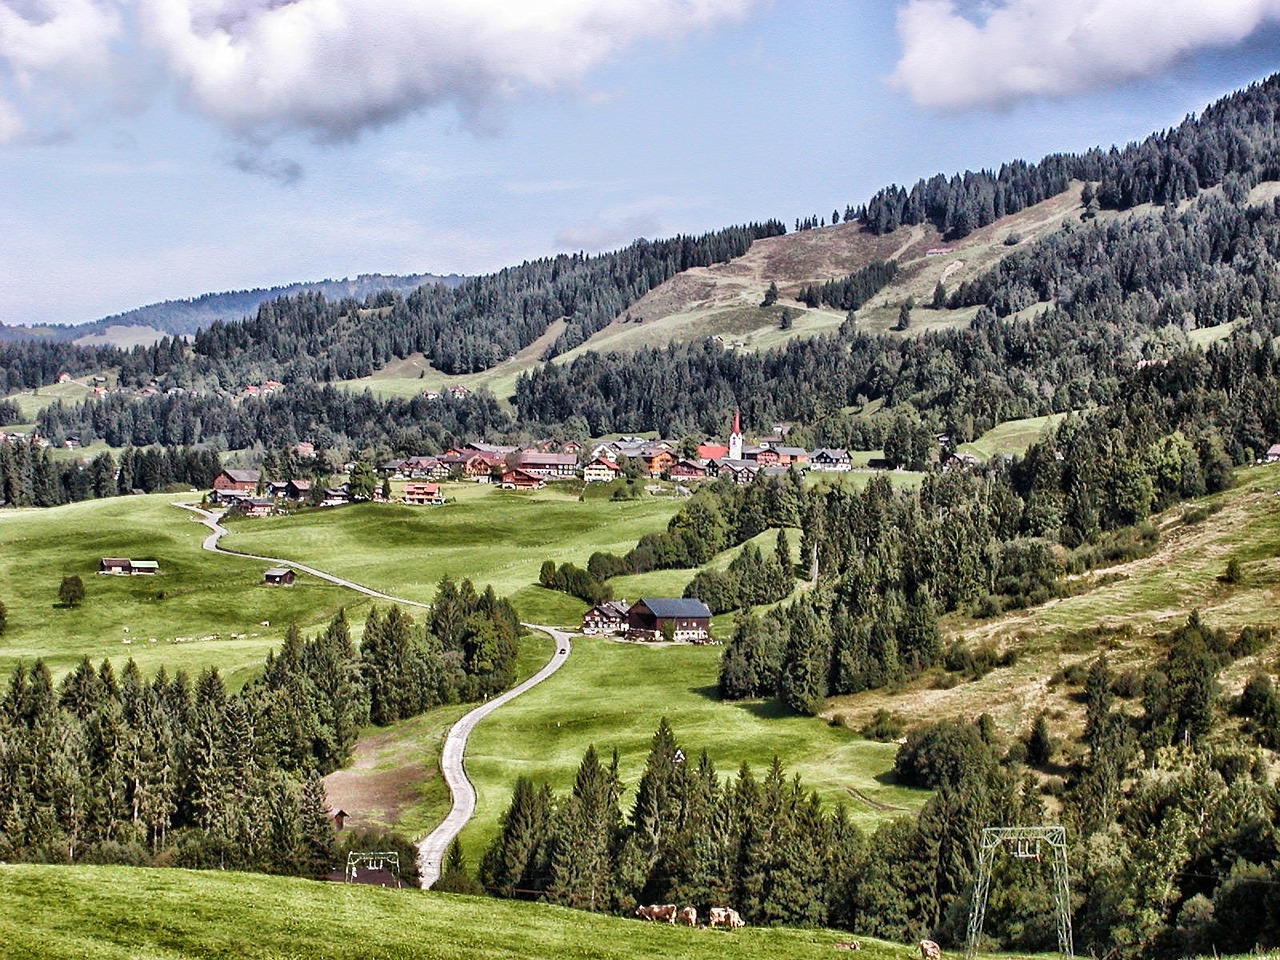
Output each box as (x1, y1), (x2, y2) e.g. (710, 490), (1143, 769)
(861, 709), (906, 741)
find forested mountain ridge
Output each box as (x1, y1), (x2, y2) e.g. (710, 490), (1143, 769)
(0, 272), (464, 347)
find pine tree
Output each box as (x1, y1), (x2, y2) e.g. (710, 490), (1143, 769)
(298, 772), (336, 878)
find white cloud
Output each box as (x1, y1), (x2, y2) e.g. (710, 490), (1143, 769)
(0, 0), (121, 85)
(0, 95), (21, 141)
(892, 0), (1280, 110)
(0, 0), (756, 146)
(136, 0), (757, 142)
(555, 212), (662, 250)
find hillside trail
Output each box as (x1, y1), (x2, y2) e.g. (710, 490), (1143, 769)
(172, 501), (575, 889)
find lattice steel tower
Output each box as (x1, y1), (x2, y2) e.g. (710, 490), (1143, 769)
(965, 826), (1073, 959)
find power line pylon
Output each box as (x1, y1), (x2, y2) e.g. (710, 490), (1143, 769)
(965, 826), (1072, 959)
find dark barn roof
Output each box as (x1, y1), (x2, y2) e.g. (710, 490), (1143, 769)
(638, 598), (711, 619)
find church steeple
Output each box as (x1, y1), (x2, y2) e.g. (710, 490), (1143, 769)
(728, 409), (743, 461)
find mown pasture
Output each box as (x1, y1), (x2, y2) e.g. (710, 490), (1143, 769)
(221, 483), (685, 623)
(0, 494), (355, 685)
(0, 864), (1046, 960)
(457, 630), (930, 861)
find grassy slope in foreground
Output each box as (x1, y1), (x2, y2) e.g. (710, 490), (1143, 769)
(0, 864), (1024, 960)
(0, 494), (354, 685)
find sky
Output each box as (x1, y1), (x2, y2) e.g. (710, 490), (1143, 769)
(4, 0), (1280, 327)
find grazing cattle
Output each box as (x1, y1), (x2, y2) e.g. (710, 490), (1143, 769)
(920, 939), (942, 960)
(709, 907), (745, 929)
(636, 904), (677, 923)
(677, 906), (697, 927)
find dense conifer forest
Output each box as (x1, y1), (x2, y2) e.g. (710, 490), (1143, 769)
(0, 580), (519, 876)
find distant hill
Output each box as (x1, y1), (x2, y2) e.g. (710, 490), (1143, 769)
(0, 272), (465, 347)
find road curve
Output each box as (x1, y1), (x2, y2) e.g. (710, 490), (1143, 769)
(174, 502), (431, 609)
(172, 501), (574, 888)
(417, 624), (572, 889)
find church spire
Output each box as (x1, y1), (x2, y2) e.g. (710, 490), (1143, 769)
(729, 409), (743, 461)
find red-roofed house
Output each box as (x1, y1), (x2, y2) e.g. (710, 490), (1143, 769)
(582, 457), (622, 483)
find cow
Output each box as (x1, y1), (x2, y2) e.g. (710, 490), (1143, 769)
(920, 939), (942, 960)
(709, 907), (745, 929)
(677, 906), (697, 927)
(636, 904), (677, 923)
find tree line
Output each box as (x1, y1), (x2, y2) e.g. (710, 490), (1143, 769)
(858, 71), (1280, 239)
(0, 438), (220, 507)
(0, 579), (520, 875)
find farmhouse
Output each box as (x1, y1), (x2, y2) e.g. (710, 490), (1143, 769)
(582, 456), (622, 483)
(640, 448), (676, 478)
(810, 448), (852, 472)
(581, 600), (631, 635)
(626, 598), (712, 643)
(213, 468), (261, 494)
(668, 459), (709, 481)
(263, 567), (296, 586)
(515, 451), (579, 479)
(773, 446), (809, 467)
(403, 482), (445, 505)
(232, 497), (275, 518)
(1267, 443), (1280, 463)
(501, 468), (545, 490)
(98, 558), (159, 575)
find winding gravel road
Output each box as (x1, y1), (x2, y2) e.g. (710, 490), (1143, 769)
(174, 502), (575, 888)
(416, 624), (572, 889)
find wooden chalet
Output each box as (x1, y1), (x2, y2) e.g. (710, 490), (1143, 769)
(212, 468), (261, 494)
(232, 497), (275, 518)
(626, 598), (712, 643)
(668, 459), (709, 481)
(641, 448), (676, 478)
(263, 567), (296, 586)
(714, 459), (761, 486)
(403, 482), (446, 505)
(752, 447), (780, 466)
(501, 468), (545, 490)
(810, 448), (852, 472)
(773, 446), (809, 467)
(581, 600), (631, 635)
(582, 456), (622, 483)
(515, 451), (579, 479)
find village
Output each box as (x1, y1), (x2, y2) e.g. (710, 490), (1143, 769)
(203, 411), (922, 517)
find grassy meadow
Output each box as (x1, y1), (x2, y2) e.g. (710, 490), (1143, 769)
(457, 631), (929, 860)
(0, 494), (356, 685)
(221, 483), (685, 624)
(958, 414), (1068, 461)
(0, 863), (1050, 960)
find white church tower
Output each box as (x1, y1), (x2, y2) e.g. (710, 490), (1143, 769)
(728, 409), (743, 461)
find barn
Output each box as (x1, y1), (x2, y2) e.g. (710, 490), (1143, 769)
(626, 598), (712, 643)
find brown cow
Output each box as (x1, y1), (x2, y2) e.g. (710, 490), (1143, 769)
(709, 907), (745, 929)
(677, 906), (697, 927)
(920, 939), (942, 960)
(636, 903), (677, 923)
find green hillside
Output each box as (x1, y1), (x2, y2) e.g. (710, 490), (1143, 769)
(824, 461), (1280, 738)
(0, 864), (1035, 960)
(0, 494), (354, 685)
